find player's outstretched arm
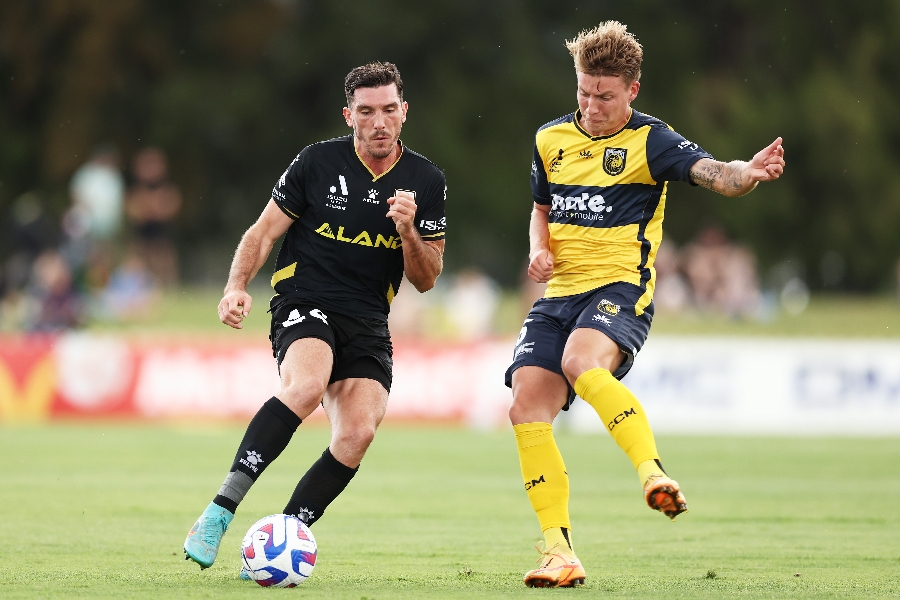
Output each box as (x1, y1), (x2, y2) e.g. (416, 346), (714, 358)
(387, 191), (444, 292)
(219, 199), (294, 329)
(689, 137), (785, 197)
(527, 203), (554, 284)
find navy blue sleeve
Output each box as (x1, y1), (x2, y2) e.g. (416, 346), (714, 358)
(414, 170), (447, 239)
(271, 150), (308, 219)
(530, 143), (551, 205)
(646, 126), (713, 184)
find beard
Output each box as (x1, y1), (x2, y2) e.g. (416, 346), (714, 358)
(357, 128), (400, 160)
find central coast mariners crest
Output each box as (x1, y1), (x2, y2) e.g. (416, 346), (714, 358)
(597, 298), (620, 316)
(603, 147), (627, 176)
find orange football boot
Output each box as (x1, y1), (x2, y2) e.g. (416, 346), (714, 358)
(523, 545), (586, 588)
(643, 474), (688, 520)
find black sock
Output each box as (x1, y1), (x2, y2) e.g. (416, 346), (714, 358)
(212, 397), (302, 513)
(283, 447), (358, 526)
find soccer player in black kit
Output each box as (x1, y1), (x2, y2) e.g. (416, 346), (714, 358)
(184, 62), (447, 572)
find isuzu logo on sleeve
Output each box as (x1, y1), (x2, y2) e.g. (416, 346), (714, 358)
(603, 147), (627, 176)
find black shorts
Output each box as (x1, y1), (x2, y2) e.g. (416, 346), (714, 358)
(504, 282), (654, 409)
(269, 302), (393, 392)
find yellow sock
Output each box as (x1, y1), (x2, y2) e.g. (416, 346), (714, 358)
(543, 526), (575, 555)
(574, 368), (660, 469)
(637, 459), (666, 487)
(513, 422), (570, 534)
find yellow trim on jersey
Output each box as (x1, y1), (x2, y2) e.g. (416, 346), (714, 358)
(386, 283), (396, 304)
(420, 232), (445, 239)
(271, 262), (296, 288)
(278, 203), (300, 219)
(355, 140), (404, 181)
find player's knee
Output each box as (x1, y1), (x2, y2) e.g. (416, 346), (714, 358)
(560, 353), (590, 387)
(279, 379), (327, 417)
(333, 424), (376, 455)
(509, 390), (558, 425)
(508, 398), (531, 425)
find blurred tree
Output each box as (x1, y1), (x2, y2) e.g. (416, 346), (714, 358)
(1, 0), (899, 290)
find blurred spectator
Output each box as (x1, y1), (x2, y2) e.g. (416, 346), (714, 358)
(719, 246), (760, 317)
(63, 145), (125, 294)
(682, 225), (760, 319)
(445, 268), (500, 340)
(682, 226), (726, 311)
(653, 239), (690, 313)
(100, 253), (159, 320)
(125, 147), (182, 288)
(4, 192), (58, 290)
(25, 250), (82, 331)
(68, 144), (125, 242)
(1, 193), (61, 331)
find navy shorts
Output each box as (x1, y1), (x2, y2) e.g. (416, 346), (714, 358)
(269, 302), (394, 392)
(504, 282), (654, 409)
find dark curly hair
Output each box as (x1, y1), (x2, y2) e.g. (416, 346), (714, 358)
(344, 62), (404, 106)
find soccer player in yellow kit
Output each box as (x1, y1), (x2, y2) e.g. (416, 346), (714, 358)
(505, 22), (785, 587)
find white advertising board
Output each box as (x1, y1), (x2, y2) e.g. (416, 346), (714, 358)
(562, 336), (900, 435)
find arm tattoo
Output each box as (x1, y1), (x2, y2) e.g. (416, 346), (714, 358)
(690, 160), (723, 190)
(690, 159), (747, 194)
(724, 163), (744, 191)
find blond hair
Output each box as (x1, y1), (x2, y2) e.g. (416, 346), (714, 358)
(565, 21), (643, 83)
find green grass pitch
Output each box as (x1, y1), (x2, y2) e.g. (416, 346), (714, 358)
(1, 423), (898, 599)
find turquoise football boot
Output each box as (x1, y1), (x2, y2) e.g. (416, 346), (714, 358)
(239, 566), (252, 581)
(184, 502), (234, 569)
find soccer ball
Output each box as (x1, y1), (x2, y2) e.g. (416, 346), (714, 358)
(240, 514), (317, 587)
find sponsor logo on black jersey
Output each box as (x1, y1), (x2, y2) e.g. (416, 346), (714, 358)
(326, 175), (349, 210)
(603, 147), (627, 176)
(363, 188), (379, 204)
(315, 222), (402, 249)
(419, 216), (446, 232)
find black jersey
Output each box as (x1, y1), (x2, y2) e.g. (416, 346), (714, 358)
(269, 135), (446, 321)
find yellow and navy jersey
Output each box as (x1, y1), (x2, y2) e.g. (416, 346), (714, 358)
(270, 135), (446, 321)
(532, 108), (711, 313)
